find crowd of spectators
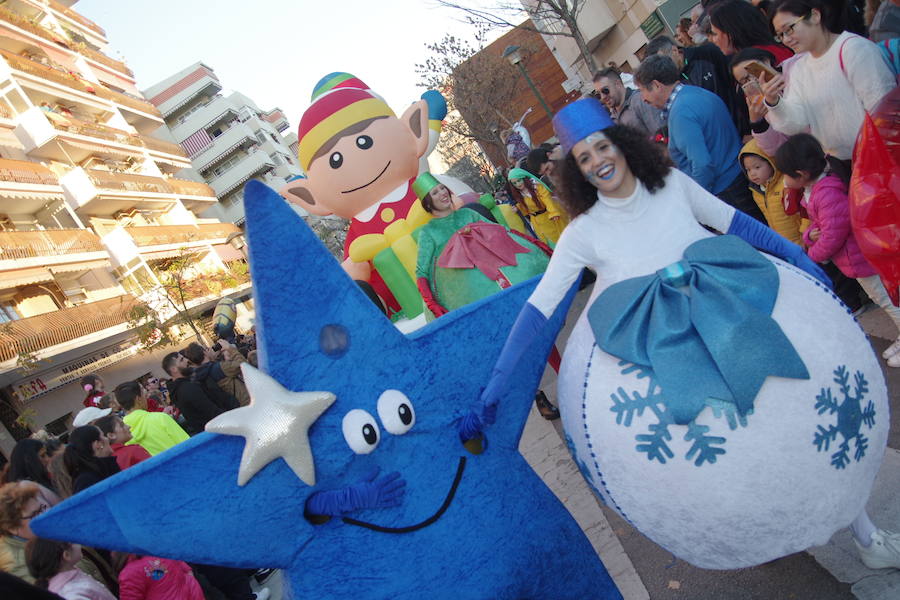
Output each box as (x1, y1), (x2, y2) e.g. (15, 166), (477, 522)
(0, 330), (272, 599)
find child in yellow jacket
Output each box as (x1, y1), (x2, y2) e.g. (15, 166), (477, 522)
(739, 139), (803, 244)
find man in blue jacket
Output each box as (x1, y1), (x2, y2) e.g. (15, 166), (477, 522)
(633, 54), (765, 222)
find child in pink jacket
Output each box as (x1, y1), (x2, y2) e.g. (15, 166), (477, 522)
(25, 538), (116, 600)
(775, 133), (900, 367)
(119, 555), (205, 600)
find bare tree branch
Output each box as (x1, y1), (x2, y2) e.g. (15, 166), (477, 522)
(434, 0), (596, 72)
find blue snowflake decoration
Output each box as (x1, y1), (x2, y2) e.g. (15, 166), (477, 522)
(609, 360), (751, 467)
(813, 365), (875, 470)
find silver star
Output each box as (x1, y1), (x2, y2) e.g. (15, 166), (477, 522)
(205, 363), (335, 486)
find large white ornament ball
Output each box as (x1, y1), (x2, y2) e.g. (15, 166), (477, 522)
(559, 259), (889, 569)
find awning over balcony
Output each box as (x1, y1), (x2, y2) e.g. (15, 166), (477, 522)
(196, 136), (256, 172)
(213, 243), (243, 262)
(61, 138), (135, 159)
(0, 189), (63, 202)
(140, 248), (190, 261)
(0, 266), (53, 287)
(49, 258), (109, 273)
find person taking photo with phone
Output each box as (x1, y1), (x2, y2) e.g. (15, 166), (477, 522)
(761, 0), (896, 160)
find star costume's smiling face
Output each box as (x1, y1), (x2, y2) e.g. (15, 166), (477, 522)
(31, 181), (620, 600)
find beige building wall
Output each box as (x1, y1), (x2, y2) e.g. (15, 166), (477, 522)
(526, 0), (666, 93)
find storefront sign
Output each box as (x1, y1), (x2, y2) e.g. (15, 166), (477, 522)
(10, 342), (141, 402)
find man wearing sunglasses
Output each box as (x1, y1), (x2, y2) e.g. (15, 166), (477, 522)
(591, 67), (666, 136)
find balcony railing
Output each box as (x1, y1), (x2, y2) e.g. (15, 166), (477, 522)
(86, 169), (173, 194)
(138, 134), (188, 158)
(168, 178), (215, 198)
(0, 228), (103, 260)
(71, 42), (132, 77)
(0, 7), (129, 77)
(0, 49), (96, 96)
(0, 294), (137, 362)
(0, 6), (66, 46)
(47, 0), (106, 37)
(125, 223), (241, 247)
(0, 158), (59, 185)
(0, 49), (157, 119)
(51, 116), (143, 147)
(94, 86), (161, 117)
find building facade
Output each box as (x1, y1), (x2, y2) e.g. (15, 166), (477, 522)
(0, 0), (251, 461)
(452, 19), (581, 169)
(143, 63), (304, 226)
(524, 0), (697, 92)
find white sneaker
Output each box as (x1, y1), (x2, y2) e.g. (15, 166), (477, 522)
(888, 353), (900, 368)
(252, 588), (271, 600)
(855, 529), (900, 569)
(884, 338), (900, 360)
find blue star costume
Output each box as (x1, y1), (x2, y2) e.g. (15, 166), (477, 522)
(33, 181), (622, 600)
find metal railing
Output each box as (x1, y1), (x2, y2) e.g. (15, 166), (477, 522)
(46, 0), (106, 37)
(138, 134), (188, 158)
(0, 6), (130, 77)
(0, 49), (159, 117)
(0, 158), (59, 185)
(86, 169), (172, 194)
(51, 116), (143, 147)
(124, 223), (240, 247)
(0, 49), (94, 94)
(71, 42), (132, 77)
(168, 178), (215, 198)
(0, 228), (103, 260)
(0, 5), (61, 44)
(93, 86), (161, 117)
(0, 295), (137, 362)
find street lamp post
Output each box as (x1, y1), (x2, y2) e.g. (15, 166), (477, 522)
(502, 45), (553, 120)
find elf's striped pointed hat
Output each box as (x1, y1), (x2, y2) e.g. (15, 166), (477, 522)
(297, 73), (394, 171)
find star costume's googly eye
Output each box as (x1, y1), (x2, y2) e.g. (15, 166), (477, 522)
(342, 409), (380, 454)
(356, 135), (373, 149)
(377, 390), (415, 435)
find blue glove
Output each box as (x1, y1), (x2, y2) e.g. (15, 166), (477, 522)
(727, 210), (832, 288)
(457, 302), (551, 444)
(305, 467), (405, 517)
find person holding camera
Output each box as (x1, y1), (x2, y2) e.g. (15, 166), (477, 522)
(180, 340), (249, 408)
(161, 353), (225, 436)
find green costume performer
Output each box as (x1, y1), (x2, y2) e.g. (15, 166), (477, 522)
(413, 173), (552, 317)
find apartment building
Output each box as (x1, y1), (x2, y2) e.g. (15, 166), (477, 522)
(0, 0), (252, 460)
(143, 63), (304, 225)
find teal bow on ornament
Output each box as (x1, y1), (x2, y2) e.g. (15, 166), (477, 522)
(588, 235), (809, 425)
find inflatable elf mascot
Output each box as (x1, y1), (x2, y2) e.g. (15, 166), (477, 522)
(281, 74), (468, 317)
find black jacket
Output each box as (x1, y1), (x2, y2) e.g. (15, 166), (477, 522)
(192, 361), (239, 411)
(72, 456), (120, 494)
(167, 377), (223, 436)
(683, 43), (749, 137)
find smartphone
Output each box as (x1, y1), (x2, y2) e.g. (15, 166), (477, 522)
(744, 60), (779, 83)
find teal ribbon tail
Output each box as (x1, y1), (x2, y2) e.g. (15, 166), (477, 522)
(588, 235), (809, 425)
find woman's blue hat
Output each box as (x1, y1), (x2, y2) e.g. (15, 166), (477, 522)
(553, 98), (615, 156)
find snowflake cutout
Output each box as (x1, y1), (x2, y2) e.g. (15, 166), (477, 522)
(609, 361), (750, 467)
(813, 365), (875, 470)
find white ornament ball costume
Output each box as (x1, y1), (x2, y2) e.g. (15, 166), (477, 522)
(529, 169), (889, 569)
